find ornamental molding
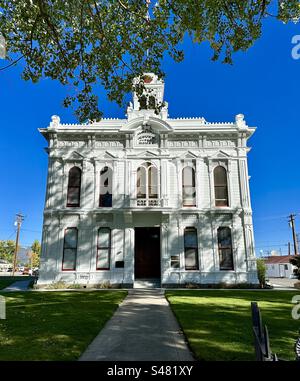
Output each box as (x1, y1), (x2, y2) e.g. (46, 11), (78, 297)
(136, 124), (158, 145)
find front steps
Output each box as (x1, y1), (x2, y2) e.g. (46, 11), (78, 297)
(134, 278), (161, 289)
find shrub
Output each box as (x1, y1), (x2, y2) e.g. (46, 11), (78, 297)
(290, 256), (300, 280)
(96, 281), (113, 289)
(47, 281), (68, 289)
(256, 259), (267, 288)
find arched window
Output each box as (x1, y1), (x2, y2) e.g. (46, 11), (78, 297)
(67, 166), (81, 207)
(217, 227), (234, 270)
(182, 167), (196, 206)
(214, 166), (228, 207)
(97, 228), (111, 270)
(99, 166), (112, 207)
(137, 162), (158, 199)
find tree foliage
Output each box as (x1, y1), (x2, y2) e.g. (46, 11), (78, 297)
(290, 255), (300, 280)
(0, 0), (300, 121)
(0, 240), (16, 263)
(256, 258), (267, 288)
(28, 239), (41, 268)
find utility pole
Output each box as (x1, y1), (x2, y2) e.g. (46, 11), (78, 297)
(288, 242), (291, 256)
(12, 213), (24, 276)
(288, 214), (299, 256)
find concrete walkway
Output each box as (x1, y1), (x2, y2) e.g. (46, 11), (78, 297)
(79, 289), (194, 361)
(2, 279), (32, 292)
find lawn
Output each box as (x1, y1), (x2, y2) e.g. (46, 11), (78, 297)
(166, 290), (300, 361)
(0, 290), (127, 360)
(0, 276), (32, 290)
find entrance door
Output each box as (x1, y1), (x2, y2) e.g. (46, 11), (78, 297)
(134, 227), (160, 279)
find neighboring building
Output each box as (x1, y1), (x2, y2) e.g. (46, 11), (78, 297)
(0, 260), (11, 272)
(37, 73), (258, 287)
(264, 255), (298, 278)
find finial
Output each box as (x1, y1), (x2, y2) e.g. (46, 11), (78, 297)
(235, 113), (246, 128)
(50, 115), (60, 128)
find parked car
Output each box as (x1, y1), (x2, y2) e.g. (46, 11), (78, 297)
(22, 267), (30, 275)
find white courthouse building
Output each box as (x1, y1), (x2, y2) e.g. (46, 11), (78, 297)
(37, 74), (258, 287)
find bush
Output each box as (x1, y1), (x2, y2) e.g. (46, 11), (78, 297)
(290, 256), (300, 280)
(96, 281), (112, 289)
(256, 259), (267, 288)
(47, 281), (68, 289)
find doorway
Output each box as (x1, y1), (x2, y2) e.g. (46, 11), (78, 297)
(134, 227), (161, 279)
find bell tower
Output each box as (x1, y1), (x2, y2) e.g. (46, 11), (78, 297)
(126, 73), (168, 121)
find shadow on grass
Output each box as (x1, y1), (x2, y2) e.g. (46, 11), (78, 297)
(166, 290), (300, 361)
(0, 291), (127, 361)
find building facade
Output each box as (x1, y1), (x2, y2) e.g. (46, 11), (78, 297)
(37, 74), (258, 287)
(264, 255), (297, 278)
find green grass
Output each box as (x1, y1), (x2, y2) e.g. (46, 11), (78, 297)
(166, 290), (300, 361)
(0, 291), (127, 360)
(0, 276), (32, 290)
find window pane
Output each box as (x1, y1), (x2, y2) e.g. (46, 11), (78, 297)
(137, 166), (146, 198)
(64, 229), (78, 249)
(184, 229), (198, 248)
(185, 249), (198, 270)
(149, 166), (158, 198)
(62, 249), (76, 270)
(214, 166), (227, 186)
(67, 187), (80, 206)
(218, 227), (234, 270)
(215, 186), (228, 200)
(68, 167), (81, 187)
(99, 193), (112, 207)
(218, 227), (232, 248)
(183, 167), (195, 187)
(98, 228), (110, 247)
(171, 255), (180, 269)
(219, 249), (234, 270)
(97, 249), (110, 269)
(100, 167), (112, 194)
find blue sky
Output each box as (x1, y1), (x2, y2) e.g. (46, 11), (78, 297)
(0, 18), (299, 256)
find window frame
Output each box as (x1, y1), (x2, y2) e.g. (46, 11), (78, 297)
(96, 227), (111, 270)
(213, 165), (229, 207)
(182, 166), (196, 207)
(136, 162), (159, 200)
(217, 226), (234, 271)
(66, 166), (82, 207)
(184, 227), (199, 271)
(99, 166), (113, 207)
(62, 227), (78, 271)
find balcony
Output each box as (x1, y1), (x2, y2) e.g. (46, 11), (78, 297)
(130, 198), (167, 207)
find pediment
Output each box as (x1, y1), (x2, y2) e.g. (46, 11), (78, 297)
(121, 116), (173, 133)
(103, 151), (118, 159)
(208, 150), (230, 159)
(179, 150), (199, 159)
(63, 151), (85, 161)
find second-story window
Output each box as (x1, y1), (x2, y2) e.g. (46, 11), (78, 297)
(67, 166), (81, 207)
(182, 166), (196, 207)
(214, 166), (229, 207)
(99, 166), (112, 207)
(137, 162), (158, 199)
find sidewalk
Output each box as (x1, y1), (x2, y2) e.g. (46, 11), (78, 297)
(1, 279), (32, 292)
(79, 289), (194, 361)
